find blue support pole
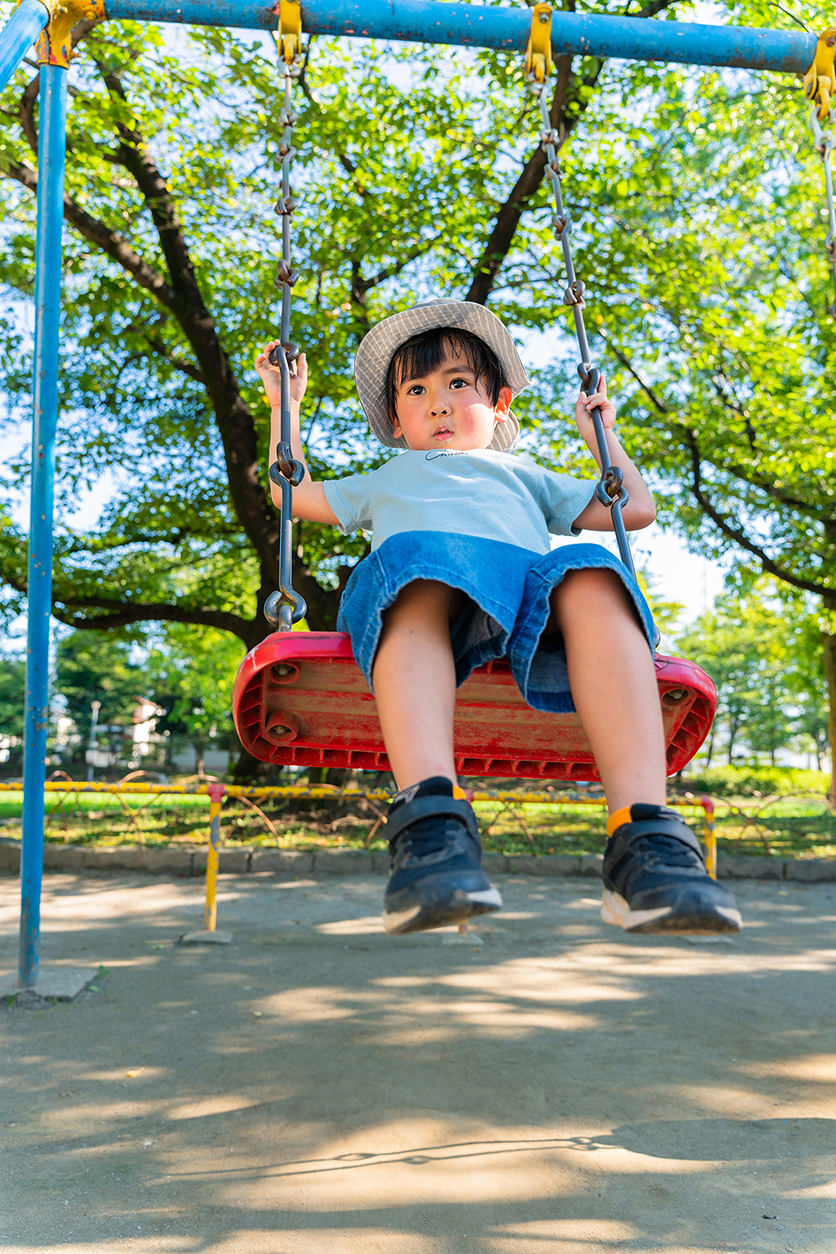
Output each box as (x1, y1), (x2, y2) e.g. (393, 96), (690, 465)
(104, 0), (817, 74)
(0, 0), (50, 94)
(19, 62), (67, 990)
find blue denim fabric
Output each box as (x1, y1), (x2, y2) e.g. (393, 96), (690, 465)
(507, 543), (656, 712)
(336, 532), (655, 711)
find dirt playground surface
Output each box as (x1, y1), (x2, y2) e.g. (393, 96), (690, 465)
(1, 869), (835, 1253)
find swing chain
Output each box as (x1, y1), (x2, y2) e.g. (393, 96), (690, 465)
(265, 2), (307, 632)
(528, 70), (636, 581)
(809, 104), (836, 319)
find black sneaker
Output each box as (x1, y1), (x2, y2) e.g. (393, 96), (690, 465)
(601, 805), (742, 935)
(382, 777), (503, 935)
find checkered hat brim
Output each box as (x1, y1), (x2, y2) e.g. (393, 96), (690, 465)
(354, 299), (531, 453)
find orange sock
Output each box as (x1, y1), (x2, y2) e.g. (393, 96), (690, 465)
(606, 806), (633, 838)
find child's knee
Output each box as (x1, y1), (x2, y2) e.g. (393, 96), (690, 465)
(549, 567), (633, 627)
(383, 580), (464, 626)
(561, 567), (623, 596)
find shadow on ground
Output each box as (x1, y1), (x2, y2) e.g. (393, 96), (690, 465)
(1, 871), (835, 1252)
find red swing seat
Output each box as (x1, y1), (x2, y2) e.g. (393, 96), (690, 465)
(233, 630), (716, 780)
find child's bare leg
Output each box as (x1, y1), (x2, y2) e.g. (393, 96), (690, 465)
(372, 579), (461, 790)
(547, 568), (666, 814)
(550, 568), (741, 934)
(372, 580), (502, 935)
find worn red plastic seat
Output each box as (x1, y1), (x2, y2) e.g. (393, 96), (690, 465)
(233, 631), (716, 781)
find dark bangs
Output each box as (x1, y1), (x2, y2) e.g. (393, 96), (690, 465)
(386, 327), (507, 423)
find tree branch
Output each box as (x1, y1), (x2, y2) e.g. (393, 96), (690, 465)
(605, 339), (670, 414)
(52, 596), (257, 646)
(465, 0), (680, 305)
(95, 60), (208, 314)
(608, 341), (831, 517)
(2, 159), (178, 309)
(718, 455), (830, 516)
(18, 19), (104, 155)
(84, 59), (281, 578)
(3, 74), (282, 596)
(465, 56), (576, 305)
(685, 430), (832, 597)
(709, 370), (757, 448)
(142, 333), (207, 384)
(354, 241), (440, 297)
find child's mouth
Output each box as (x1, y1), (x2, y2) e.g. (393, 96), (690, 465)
(433, 427), (454, 441)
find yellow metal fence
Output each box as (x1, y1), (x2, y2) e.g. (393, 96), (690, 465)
(0, 780), (719, 934)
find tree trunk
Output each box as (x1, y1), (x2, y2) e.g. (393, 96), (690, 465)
(231, 745), (279, 783)
(704, 722), (715, 769)
(822, 592), (836, 806)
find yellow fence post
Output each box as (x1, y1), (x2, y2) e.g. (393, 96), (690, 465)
(700, 795), (717, 879)
(179, 782), (231, 946)
(203, 783), (226, 932)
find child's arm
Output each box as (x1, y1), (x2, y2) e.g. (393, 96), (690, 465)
(570, 375), (656, 532)
(255, 341), (338, 524)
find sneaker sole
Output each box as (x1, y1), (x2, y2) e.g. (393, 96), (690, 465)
(601, 889), (742, 935)
(383, 886), (503, 936)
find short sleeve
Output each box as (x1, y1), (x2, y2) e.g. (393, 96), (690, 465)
(538, 470), (598, 536)
(323, 473), (375, 535)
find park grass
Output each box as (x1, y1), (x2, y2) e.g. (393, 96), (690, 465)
(0, 786), (833, 861)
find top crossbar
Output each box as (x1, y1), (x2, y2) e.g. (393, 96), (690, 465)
(0, 0), (820, 96)
(104, 0), (816, 74)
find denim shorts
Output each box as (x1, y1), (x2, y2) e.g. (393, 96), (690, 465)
(336, 532), (656, 714)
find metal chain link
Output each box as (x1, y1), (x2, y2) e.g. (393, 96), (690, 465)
(810, 104), (836, 320)
(265, 32), (307, 632)
(530, 75), (636, 581)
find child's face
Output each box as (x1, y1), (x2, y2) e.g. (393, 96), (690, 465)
(391, 350), (512, 452)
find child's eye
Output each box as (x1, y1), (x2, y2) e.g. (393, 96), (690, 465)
(450, 377), (470, 389)
(406, 384), (425, 396)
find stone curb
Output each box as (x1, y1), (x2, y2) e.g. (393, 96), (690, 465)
(1, 838), (835, 882)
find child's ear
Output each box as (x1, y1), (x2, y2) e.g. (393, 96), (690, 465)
(391, 415), (404, 440)
(494, 386), (513, 422)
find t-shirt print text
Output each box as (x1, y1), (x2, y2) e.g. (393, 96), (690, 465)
(425, 450), (467, 461)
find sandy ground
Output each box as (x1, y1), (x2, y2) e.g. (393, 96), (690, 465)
(1, 869), (835, 1254)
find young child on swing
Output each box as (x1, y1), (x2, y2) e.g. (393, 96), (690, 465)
(255, 299), (741, 938)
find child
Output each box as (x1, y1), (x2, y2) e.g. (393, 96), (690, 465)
(255, 299), (741, 938)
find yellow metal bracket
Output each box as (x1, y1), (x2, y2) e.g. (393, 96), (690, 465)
(279, 0), (302, 64)
(35, 0), (105, 68)
(803, 27), (836, 120)
(525, 3), (552, 83)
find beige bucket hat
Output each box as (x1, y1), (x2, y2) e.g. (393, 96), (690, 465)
(354, 298), (531, 452)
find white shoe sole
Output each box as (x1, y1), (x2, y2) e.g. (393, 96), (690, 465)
(383, 886), (503, 935)
(601, 889), (742, 934)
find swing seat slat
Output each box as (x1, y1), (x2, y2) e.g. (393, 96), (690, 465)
(233, 631), (717, 780)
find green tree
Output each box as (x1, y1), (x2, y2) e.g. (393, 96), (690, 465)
(143, 624), (241, 774)
(564, 25), (836, 793)
(676, 579), (826, 769)
(54, 629), (143, 763)
(636, 568), (684, 653)
(0, 652), (26, 771)
(518, 5), (836, 793)
(0, 1), (681, 643)
(2, 0), (834, 795)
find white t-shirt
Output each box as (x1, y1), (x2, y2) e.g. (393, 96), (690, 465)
(323, 448), (597, 555)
